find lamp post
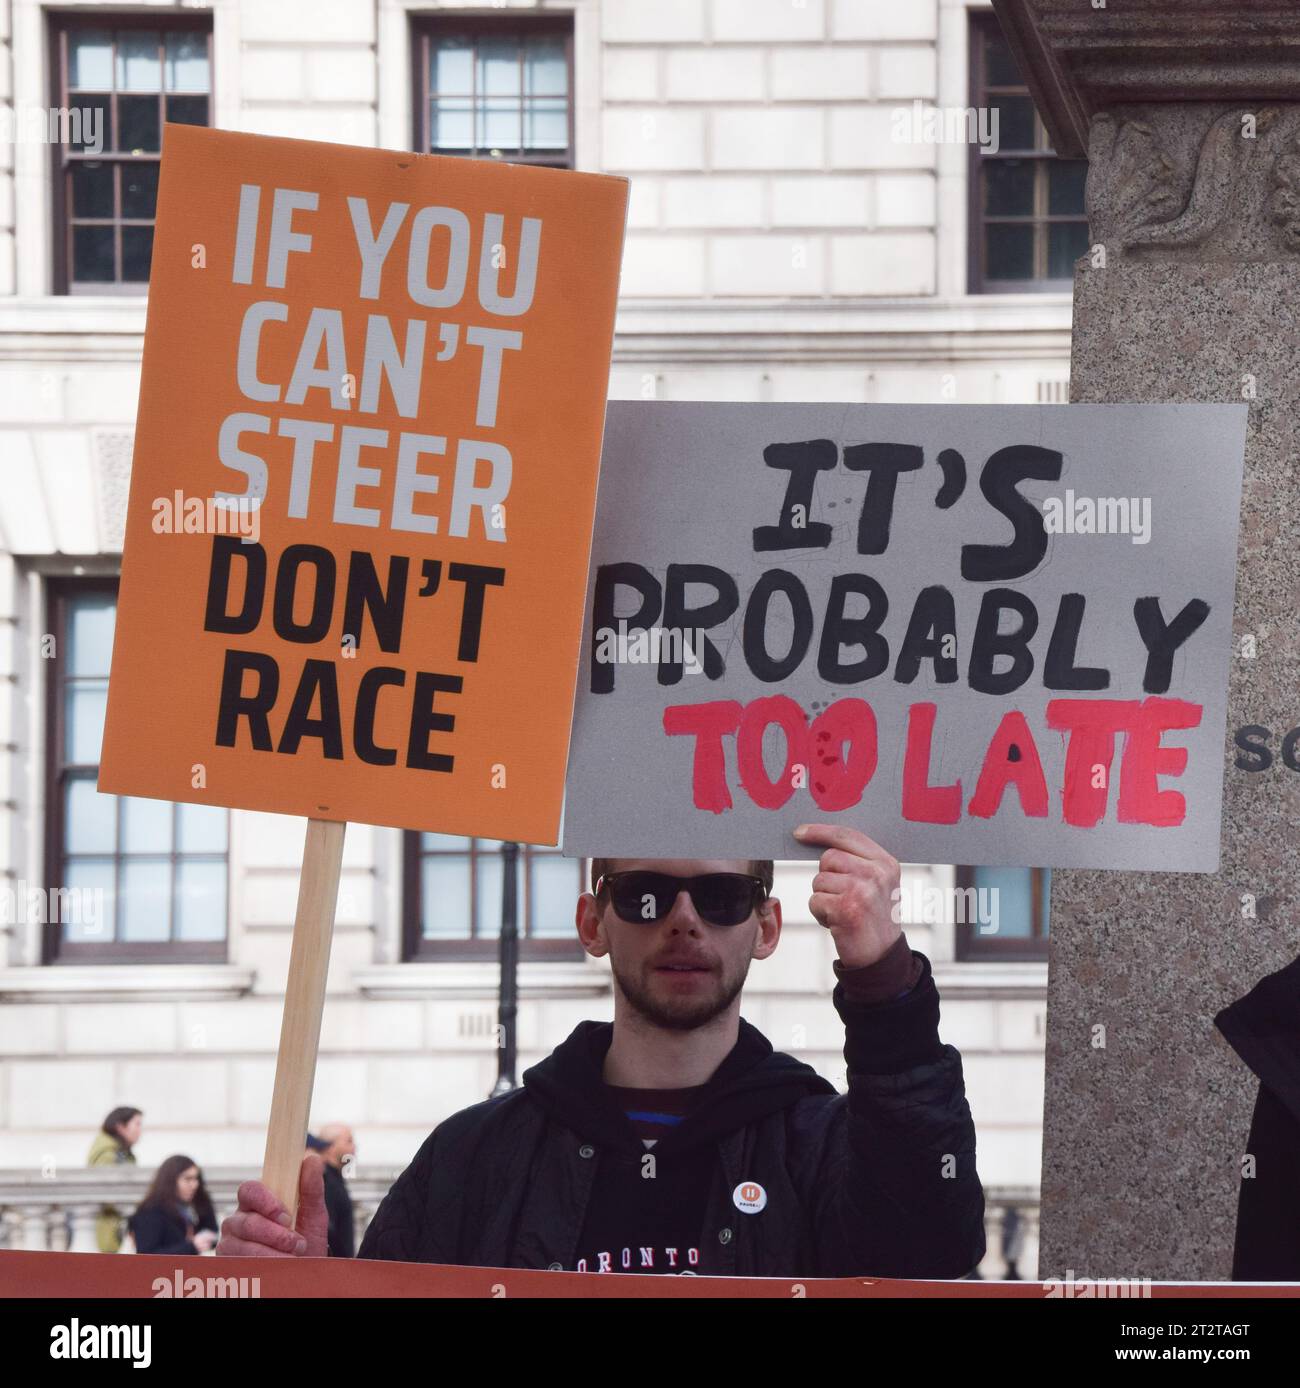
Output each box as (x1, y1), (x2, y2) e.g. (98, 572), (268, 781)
(490, 841), (520, 1096)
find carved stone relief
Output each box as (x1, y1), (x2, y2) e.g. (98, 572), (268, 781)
(1085, 104), (1300, 262)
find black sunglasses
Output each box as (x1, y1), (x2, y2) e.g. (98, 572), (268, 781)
(595, 871), (768, 927)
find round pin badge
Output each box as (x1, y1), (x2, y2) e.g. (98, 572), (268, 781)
(732, 1180), (767, 1214)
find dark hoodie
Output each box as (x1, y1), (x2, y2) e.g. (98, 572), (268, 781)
(1214, 954), (1300, 1281)
(523, 1016), (837, 1273)
(357, 945), (984, 1276)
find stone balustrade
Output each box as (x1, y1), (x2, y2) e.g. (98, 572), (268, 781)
(0, 1168), (1039, 1277)
(0, 1167), (394, 1258)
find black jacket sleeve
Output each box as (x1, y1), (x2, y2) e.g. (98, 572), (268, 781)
(130, 1206), (194, 1256)
(357, 1136), (433, 1262)
(806, 952), (986, 1279)
(1232, 1080), (1300, 1281)
(357, 1091), (532, 1264)
(357, 1110), (478, 1263)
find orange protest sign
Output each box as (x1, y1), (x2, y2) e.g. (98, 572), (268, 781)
(99, 124), (627, 844)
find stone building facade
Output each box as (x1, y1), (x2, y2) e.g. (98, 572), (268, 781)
(0, 0), (1072, 1276)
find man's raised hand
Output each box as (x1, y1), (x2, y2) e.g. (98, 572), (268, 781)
(795, 822), (902, 969)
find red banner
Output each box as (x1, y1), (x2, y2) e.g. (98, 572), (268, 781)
(2, 1251), (1297, 1299)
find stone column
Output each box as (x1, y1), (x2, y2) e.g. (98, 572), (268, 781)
(993, 0), (1300, 1280)
(18, 1204), (53, 1251)
(67, 1205), (102, 1253)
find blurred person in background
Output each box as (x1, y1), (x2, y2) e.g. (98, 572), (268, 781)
(307, 1124), (356, 1258)
(87, 1106), (142, 1253)
(128, 1155), (219, 1255)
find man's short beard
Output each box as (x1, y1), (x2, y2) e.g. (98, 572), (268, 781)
(610, 956), (751, 1032)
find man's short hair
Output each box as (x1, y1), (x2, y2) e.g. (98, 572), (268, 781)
(590, 858), (774, 899)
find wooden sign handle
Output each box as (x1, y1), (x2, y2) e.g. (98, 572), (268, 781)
(261, 817), (347, 1220)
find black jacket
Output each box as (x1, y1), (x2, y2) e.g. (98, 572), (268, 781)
(358, 955), (985, 1277)
(129, 1203), (217, 1256)
(1215, 954), (1300, 1281)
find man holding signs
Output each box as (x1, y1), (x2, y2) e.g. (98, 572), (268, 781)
(219, 823), (985, 1278)
(102, 118), (982, 1285)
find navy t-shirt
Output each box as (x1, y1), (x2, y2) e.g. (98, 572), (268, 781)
(571, 1083), (713, 1275)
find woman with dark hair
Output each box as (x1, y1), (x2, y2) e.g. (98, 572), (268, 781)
(129, 1156), (219, 1256)
(87, 1106), (143, 1253)
(1215, 953), (1300, 1280)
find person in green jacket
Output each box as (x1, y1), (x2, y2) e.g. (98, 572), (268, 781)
(87, 1107), (142, 1253)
